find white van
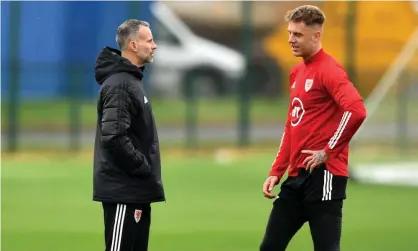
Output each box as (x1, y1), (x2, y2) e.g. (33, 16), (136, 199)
(149, 2), (246, 98)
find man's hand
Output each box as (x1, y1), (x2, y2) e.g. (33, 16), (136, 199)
(263, 176), (279, 199)
(301, 149), (328, 173)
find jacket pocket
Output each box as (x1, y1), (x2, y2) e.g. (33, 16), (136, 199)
(132, 159), (152, 178)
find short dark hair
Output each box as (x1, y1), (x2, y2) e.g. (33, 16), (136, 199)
(285, 5), (325, 27)
(116, 19), (150, 50)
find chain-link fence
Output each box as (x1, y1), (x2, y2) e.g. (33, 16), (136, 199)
(2, 1), (418, 155)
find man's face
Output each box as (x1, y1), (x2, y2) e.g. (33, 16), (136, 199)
(130, 26), (157, 64)
(287, 21), (320, 58)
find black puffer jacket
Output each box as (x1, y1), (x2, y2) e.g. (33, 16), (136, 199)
(92, 46), (165, 204)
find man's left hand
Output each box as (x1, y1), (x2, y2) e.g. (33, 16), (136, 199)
(301, 149), (328, 173)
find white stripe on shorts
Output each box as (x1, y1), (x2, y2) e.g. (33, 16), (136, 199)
(322, 170), (333, 201)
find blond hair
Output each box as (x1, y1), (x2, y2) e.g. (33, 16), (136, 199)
(285, 5), (326, 26)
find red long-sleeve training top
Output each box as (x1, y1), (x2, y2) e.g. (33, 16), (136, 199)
(270, 49), (367, 180)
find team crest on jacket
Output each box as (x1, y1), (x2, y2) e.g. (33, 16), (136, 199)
(305, 79), (313, 92)
(134, 209), (142, 223)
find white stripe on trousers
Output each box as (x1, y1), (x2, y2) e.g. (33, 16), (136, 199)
(111, 204), (127, 251)
(322, 170), (333, 201)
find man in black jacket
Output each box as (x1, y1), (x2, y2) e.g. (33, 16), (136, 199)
(93, 19), (165, 251)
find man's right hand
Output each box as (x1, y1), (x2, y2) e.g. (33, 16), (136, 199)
(263, 176), (279, 199)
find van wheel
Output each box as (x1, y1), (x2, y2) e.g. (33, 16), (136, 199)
(182, 69), (226, 98)
(246, 59), (283, 97)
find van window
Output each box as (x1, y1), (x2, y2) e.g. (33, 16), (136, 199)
(153, 18), (181, 45)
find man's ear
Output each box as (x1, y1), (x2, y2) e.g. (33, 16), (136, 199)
(314, 30), (322, 41)
(128, 40), (137, 52)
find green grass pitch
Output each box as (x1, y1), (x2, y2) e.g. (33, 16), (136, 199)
(2, 150), (418, 251)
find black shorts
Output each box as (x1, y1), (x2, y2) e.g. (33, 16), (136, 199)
(279, 164), (348, 204)
(102, 203), (151, 251)
(260, 165), (347, 251)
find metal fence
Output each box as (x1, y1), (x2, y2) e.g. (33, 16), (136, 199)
(2, 1), (418, 155)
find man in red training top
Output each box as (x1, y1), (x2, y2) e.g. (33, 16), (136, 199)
(260, 5), (367, 251)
